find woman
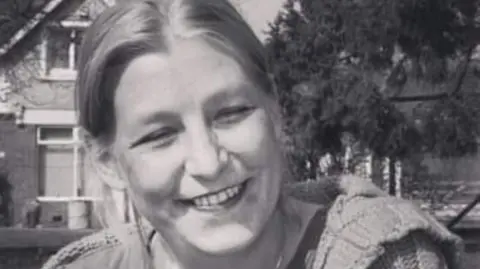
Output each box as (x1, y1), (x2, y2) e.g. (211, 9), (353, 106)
(42, 0), (464, 268)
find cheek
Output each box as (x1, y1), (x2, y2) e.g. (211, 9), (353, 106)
(117, 150), (182, 203)
(220, 111), (281, 168)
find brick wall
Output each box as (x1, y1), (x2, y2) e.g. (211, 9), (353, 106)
(0, 117), (37, 226)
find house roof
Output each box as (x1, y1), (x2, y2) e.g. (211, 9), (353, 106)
(0, 0), (113, 58)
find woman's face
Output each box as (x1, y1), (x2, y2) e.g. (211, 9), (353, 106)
(109, 38), (284, 254)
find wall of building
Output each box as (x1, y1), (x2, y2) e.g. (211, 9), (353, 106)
(0, 117), (37, 226)
(1, 31), (76, 110)
(0, 0), (111, 111)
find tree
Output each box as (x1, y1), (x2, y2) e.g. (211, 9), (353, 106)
(265, 0), (480, 180)
(0, 0), (47, 45)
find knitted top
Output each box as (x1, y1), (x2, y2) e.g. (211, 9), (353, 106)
(286, 176), (464, 269)
(41, 176), (465, 269)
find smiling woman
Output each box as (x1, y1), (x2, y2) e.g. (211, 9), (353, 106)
(41, 0), (464, 269)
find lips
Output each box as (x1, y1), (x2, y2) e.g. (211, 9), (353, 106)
(179, 180), (249, 209)
(192, 184), (242, 207)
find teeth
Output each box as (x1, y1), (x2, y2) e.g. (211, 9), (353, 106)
(219, 192), (227, 202)
(192, 184), (243, 207)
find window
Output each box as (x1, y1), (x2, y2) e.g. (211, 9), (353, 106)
(41, 21), (89, 81)
(36, 126), (100, 228)
(35, 124), (132, 228)
(38, 127), (73, 144)
(37, 127), (83, 198)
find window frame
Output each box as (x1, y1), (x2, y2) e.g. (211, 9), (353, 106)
(36, 125), (98, 202)
(39, 20), (90, 81)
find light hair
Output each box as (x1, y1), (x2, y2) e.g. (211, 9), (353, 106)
(76, 0), (275, 228)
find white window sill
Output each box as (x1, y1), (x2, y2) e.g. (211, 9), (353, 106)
(38, 69), (77, 81)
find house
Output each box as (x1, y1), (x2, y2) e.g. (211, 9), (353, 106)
(0, 0), (115, 229)
(0, 0), (287, 229)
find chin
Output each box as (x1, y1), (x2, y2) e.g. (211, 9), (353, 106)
(188, 225), (258, 255)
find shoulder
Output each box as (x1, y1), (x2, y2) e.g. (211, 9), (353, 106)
(288, 175), (460, 245)
(41, 223), (142, 269)
(317, 195), (464, 269)
(328, 194), (460, 246)
(291, 176), (464, 268)
(370, 230), (452, 269)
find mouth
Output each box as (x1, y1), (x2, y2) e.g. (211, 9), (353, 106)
(178, 179), (250, 211)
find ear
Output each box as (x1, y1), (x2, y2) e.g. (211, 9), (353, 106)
(84, 138), (127, 190)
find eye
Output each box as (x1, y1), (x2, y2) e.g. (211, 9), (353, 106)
(130, 127), (178, 149)
(214, 105), (255, 126)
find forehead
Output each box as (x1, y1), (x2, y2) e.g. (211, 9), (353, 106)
(117, 41), (243, 95)
(113, 39), (263, 122)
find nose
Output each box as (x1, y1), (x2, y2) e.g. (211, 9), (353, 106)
(185, 127), (227, 180)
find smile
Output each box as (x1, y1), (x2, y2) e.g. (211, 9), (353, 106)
(180, 180), (249, 210)
(193, 184), (242, 207)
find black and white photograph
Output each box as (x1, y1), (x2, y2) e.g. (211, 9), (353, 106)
(0, 0), (478, 268)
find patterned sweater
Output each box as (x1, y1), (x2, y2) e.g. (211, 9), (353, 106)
(41, 176), (465, 269)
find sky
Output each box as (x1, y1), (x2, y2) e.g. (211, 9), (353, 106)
(230, 0), (286, 42)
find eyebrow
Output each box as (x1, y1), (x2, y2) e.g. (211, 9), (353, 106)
(136, 110), (179, 131)
(127, 82), (259, 143)
(204, 84), (255, 107)
(137, 87), (251, 125)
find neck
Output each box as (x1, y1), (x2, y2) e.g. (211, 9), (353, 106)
(152, 196), (321, 269)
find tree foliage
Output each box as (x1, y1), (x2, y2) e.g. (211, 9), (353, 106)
(0, 0), (47, 45)
(265, 0), (480, 179)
